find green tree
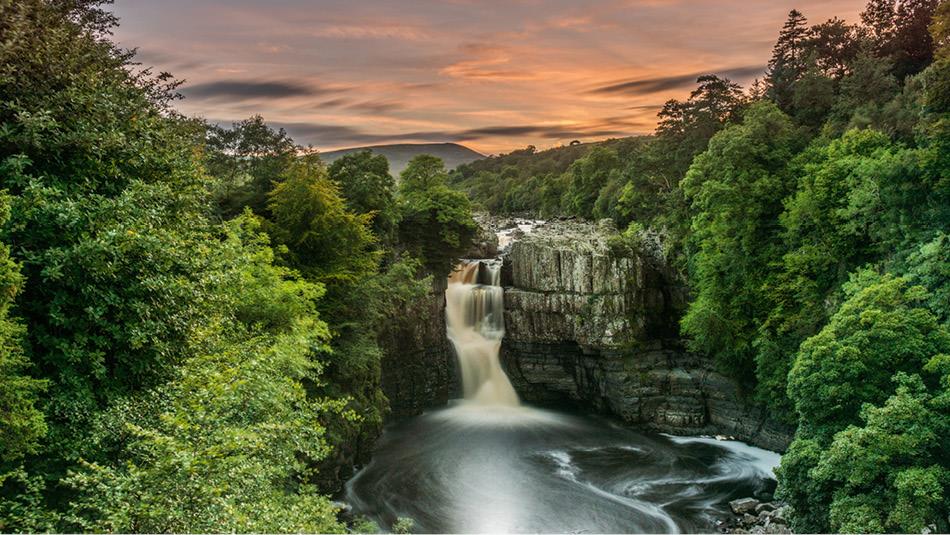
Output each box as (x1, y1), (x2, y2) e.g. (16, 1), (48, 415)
(777, 271), (950, 532)
(400, 154), (451, 192)
(861, 0), (940, 78)
(825, 53), (900, 135)
(756, 129), (901, 418)
(327, 150), (397, 239)
(60, 216), (346, 533)
(205, 116), (301, 218)
(564, 146), (621, 219)
(791, 64), (836, 129)
(680, 102), (803, 380)
(0, 192), (49, 531)
(0, 194), (45, 465)
(399, 156), (477, 276)
(806, 18), (862, 79)
(814, 370), (948, 533)
(787, 271), (949, 439)
(267, 155), (380, 286)
(768, 10), (811, 111)
(0, 2), (360, 530)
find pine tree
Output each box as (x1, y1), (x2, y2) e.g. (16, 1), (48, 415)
(767, 10), (810, 111)
(862, 0), (939, 78)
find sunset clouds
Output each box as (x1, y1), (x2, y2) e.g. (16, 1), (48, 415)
(111, 0), (866, 153)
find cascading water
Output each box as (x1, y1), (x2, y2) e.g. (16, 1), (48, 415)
(445, 260), (519, 406)
(345, 221), (781, 533)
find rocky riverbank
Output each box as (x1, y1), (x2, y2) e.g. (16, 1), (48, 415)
(721, 498), (792, 534)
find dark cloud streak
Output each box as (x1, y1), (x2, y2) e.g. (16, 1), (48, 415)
(590, 65), (764, 96)
(271, 121), (638, 149)
(183, 79), (340, 100)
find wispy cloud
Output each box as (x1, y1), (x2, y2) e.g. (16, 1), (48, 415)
(346, 100), (407, 114)
(112, 0), (865, 153)
(311, 22), (433, 41)
(589, 65), (764, 96)
(440, 43), (536, 81)
(182, 79), (342, 101)
(269, 121), (638, 149)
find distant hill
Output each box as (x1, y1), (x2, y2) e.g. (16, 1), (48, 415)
(321, 142), (485, 176)
(453, 136), (648, 180)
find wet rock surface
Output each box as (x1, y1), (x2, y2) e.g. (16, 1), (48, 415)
(378, 217), (793, 450)
(720, 499), (791, 534)
(499, 219), (793, 451)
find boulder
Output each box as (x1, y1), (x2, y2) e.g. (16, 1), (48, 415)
(731, 498), (761, 515)
(770, 507), (789, 525)
(755, 502), (776, 515)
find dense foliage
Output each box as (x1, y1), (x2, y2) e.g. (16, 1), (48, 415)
(0, 0), (473, 532)
(1, 0), (947, 532)
(398, 155), (478, 277)
(451, 1), (949, 531)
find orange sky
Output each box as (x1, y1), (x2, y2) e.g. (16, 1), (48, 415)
(111, 0), (867, 155)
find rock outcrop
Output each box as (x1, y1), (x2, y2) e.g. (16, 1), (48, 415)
(377, 217), (792, 450)
(379, 278), (452, 418)
(500, 219), (793, 451)
(722, 499), (792, 534)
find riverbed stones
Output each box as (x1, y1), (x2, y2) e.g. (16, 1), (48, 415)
(730, 498), (760, 515)
(755, 502), (776, 515)
(721, 500), (792, 534)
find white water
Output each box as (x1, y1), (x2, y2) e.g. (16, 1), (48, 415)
(445, 260), (519, 406)
(345, 225), (783, 533)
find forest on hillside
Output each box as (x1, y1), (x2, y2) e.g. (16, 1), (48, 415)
(0, 0), (948, 533)
(454, 1), (950, 532)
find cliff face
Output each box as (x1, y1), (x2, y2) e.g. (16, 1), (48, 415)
(379, 220), (501, 415)
(378, 277), (453, 418)
(377, 217), (792, 450)
(500, 219), (793, 451)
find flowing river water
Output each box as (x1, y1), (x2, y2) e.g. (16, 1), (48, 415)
(345, 247), (779, 533)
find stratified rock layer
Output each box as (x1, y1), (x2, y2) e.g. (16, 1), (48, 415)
(500, 219), (792, 451)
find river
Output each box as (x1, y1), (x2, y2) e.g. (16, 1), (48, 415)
(345, 251), (779, 534)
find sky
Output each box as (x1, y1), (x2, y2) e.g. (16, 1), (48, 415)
(110, 0), (867, 155)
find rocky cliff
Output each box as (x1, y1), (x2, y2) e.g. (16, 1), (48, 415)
(379, 277), (452, 418)
(499, 219), (793, 451)
(377, 217), (792, 450)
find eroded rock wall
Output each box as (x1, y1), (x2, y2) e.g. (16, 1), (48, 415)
(500, 219), (792, 451)
(379, 277), (452, 418)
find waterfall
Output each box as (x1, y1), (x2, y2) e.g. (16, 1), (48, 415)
(446, 259), (519, 406)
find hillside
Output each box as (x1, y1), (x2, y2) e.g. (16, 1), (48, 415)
(449, 136), (650, 215)
(322, 142), (484, 176)
(453, 137), (646, 179)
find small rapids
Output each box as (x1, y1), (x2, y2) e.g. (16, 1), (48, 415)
(345, 253), (779, 533)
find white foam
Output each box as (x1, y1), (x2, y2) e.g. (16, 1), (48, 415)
(431, 401), (573, 428)
(663, 434), (781, 480)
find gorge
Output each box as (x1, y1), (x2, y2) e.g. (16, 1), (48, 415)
(348, 219), (787, 533)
